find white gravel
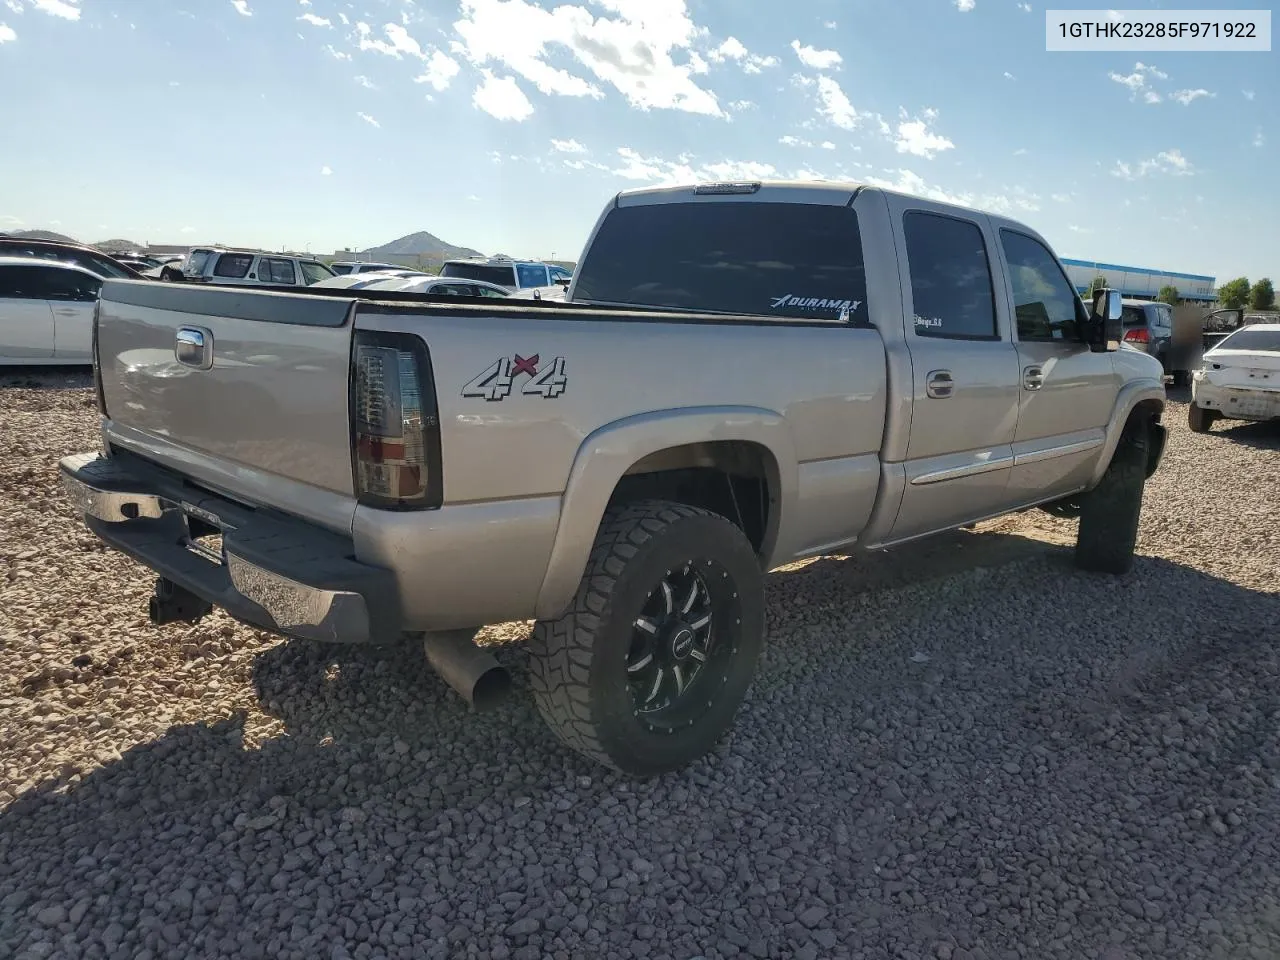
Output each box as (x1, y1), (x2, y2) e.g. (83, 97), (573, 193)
(2, 369), (1279, 960)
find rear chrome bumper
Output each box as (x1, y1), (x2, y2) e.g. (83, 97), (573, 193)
(59, 451), (401, 644)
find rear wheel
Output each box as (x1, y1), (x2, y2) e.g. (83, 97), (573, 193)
(1075, 420), (1149, 575)
(1187, 403), (1216, 433)
(527, 499), (765, 777)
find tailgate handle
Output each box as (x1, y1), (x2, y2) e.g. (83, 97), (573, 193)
(175, 326), (213, 370)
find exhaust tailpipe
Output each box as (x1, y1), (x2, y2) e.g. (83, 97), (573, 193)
(149, 577), (213, 626)
(421, 630), (511, 712)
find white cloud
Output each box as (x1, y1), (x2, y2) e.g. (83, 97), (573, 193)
(1068, 224), (1092, 234)
(32, 0), (80, 19)
(820, 140), (835, 150)
(706, 36), (778, 73)
(0, 23), (13, 42)
(230, 0), (251, 16)
(473, 69), (535, 121)
(1143, 90), (1161, 104)
(299, 12), (330, 27)
(320, 165), (332, 176)
(1051, 192), (1071, 203)
(325, 44), (351, 60)
(862, 168), (1039, 217)
(451, 0), (723, 117)
(607, 146), (785, 185)
(551, 138), (587, 153)
(815, 75), (863, 130)
(357, 112), (380, 127)
(4, 0), (20, 13)
(1109, 61), (1168, 102)
(1017, 1), (1031, 10)
(1111, 148), (1194, 179)
(779, 135), (810, 147)
(1013, 147), (1028, 156)
(955, 0), (975, 11)
(824, 20), (837, 29)
(180, 226), (196, 234)
(1243, 89), (1255, 100)
(894, 111), (955, 159)
(415, 49), (460, 90)
(791, 39), (842, 69)
(355, 75), (376, 89)
(729, 99), (755, 111)
(1171, 88), (1212, 105)
(1003, 71), (1015, 80)
(1254, 129), (1265, 148)
(357, 21), (425, 58)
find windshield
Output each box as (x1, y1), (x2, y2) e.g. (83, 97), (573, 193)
(440, 262), (514, 286)
(1214, 328), (1280, 353)
(298, 260), (335, 284)
(572, 200), (869, 321)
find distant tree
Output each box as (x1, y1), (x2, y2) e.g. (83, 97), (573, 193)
(1085, 275), (1109, 299)
(1157, 285), (1179, 306)
(1218, 276), (1251, 310)
(1249, 277), (1276, 311)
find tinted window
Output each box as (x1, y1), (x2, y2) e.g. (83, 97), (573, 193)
(1001, 231), (1086, 341)
(573, 201), (870, 321)
(1215, 328), (1280, 352)
(299, 261), (334, 285)
(0, 242), (131, 279)
(429, 283), (477, 297)
(903, 212), (997, 339)
(1121, 305), (1147, 327)
(331, 263), (353, 275)
(441, 262), (515, 286)
(516, 263), (549, 288)
(0, 265), (43, 298)
(260, 258), (296, 284)
(213, 253), (253, 278)
(475, 284), (510, 298)
(0, 265), (99, 300)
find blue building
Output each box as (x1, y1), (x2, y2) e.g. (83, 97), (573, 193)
(1061, 258), (1216, 303)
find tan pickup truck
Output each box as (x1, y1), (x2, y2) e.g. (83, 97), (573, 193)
(61, 180), (1168, 776)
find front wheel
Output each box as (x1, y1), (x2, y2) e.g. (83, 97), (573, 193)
(1075, 420), (1149, 575)
(527, 499), (765, 777)
(1188, 403), (1216, 433)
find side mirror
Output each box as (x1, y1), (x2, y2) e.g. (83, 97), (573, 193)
(1088, 288), (1123, 353)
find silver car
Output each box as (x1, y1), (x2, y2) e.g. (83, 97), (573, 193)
(0, 256), (101, 364)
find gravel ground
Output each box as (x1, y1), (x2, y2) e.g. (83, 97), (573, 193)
(2, 369), (1278, 960)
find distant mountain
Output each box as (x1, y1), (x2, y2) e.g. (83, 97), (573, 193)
(10, 229), (79, 243)
(361, 230), (483, 261)
(94, 238), (145, 252)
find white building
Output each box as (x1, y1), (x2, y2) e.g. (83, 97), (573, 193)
(1061, 258), (1216, 303)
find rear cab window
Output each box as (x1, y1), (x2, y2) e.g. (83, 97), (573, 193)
(441, 262), (517, 287)
(571, 200), (869, 323)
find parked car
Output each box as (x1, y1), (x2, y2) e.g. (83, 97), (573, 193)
(60, 179), (1167, 777)
(1187, 322), (1280, 432)
(0, 256), (100, 364)
(439, 256), (566, 297)
(329, 260), (417, 276)
(180, 247), (335, 286)
(1118, 298), (1195, 386)
(312, 273), (511, 297)
(0, 237), (143, 281)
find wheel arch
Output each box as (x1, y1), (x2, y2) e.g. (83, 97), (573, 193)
(532, 406), (796, 621)
(1088, 380), (1166, 488)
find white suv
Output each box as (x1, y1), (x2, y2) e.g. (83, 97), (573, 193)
(439, 256), (568, 295)
(181, 248), (335, 286)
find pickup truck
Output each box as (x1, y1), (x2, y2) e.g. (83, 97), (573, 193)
(60, 180), (1168, 777)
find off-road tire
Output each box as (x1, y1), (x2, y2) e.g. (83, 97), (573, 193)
(527, 499), (765, 777)
(1075, 420), (1149, 575)
(1187, 403), (1216, 433)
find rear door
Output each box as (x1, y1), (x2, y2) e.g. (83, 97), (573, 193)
(0, 264), (56, 360)
(209, 252), (256, 285)
(41, 265), (102, 361)
(884, 202), (1021, 542)
(259, 257), (298, 286)
(996, 228), (1119, 503)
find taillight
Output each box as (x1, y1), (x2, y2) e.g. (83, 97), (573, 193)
(91, 299), (107, 415)
(350, 330), (442, 510)
(1123, 328), (1150, 344)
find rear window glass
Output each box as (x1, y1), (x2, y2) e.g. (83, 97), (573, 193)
(441, 262), (515, 286)
(331, 263), (353, 275)
(571, 201), (869, 321)
(1121, 306), (1147, 327)
(213, 253), (253, 278)
(1215, 328), (1280, 352)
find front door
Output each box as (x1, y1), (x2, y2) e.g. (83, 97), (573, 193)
(42, 265), (102, 362)
(886, 204), (1022, 544)
(995, 228), (1119, 504)
(0, 264), (56, 360)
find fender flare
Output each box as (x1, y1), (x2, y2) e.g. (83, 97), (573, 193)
(1088, 378), (1166, 488)
(532, 405), (797, 621)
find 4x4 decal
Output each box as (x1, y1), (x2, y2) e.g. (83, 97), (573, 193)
(461, 353), (568, 401)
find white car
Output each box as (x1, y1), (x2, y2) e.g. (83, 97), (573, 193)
(0, 256), (100, 365)
(1188, 322), (1280, 432)
(181, 247), (335, 286)
(329, 260), (416, 276)
(310, 272), (513, 297)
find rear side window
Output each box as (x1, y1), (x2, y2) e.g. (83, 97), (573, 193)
(903, 212), (997, 339)
(213, 253), (253, 278)
(260, 258), (297, 284)
(331, 263), (353, 275)
(38, 267), (102, 301)
(1216, 328), (1280, 352)
(516, 263), (549, 288)
(441, 262), (515, 286)
(0, 265), (41, 298)
(572, 201), (869, 322)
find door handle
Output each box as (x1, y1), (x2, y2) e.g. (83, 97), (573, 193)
(1023, 365), (1044, 391)
(926, 370), (954, 399)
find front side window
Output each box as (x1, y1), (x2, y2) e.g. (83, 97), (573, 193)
(903, 211), (997, 339)
(298, 261), (335, 285)
(331, 263), (354, 275)
(1001, 230), (1086, 341)
(212, 253), (253, 278)
(260, 258), (297, 284)
(572, 201), (870, 322)
(37, 266), (101, 301)
(0, 265), (42, 299)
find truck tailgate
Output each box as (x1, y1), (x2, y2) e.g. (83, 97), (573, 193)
(96, 281), (357, 522)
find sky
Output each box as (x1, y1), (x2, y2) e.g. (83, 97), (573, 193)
(0, 0), (1275, 282)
